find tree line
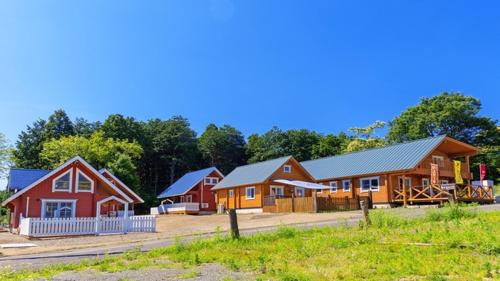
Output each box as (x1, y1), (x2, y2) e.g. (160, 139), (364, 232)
(0, 92), (498, 211)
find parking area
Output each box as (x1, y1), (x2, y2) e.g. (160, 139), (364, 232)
(0, 211), (362, 257)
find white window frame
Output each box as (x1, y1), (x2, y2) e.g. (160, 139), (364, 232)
(398, 176), (412, 190)
(359, 176), (380, 192)
(245, 186), (256, 200)
(342, 180), (351, 192)
(329, 181), (337, 193)
(52, 169), (73, 193)
(76, 169), (94, 193)
(432, 155), (445, 167)
(283, 165), (292, 173)
(270, 185), (284, 197)
(294, 186), (305, 197)
(228, 189), (234, 198)
(422, 178), (430, 187)
(41, 199), (77, 218)
(204, 177), (219, 185)
(201, 202), (209, 208)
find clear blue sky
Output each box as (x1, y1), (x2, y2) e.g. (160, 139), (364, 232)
(1, 0), (499, 144)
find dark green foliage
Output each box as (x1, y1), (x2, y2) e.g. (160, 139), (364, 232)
(74, 118), (101, 137)
(44, 109), (75, 140)
(198, 124), (247, 174)
(12, 119), (48, 168)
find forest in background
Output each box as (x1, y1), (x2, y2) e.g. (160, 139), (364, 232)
(0, 92), (498, 212)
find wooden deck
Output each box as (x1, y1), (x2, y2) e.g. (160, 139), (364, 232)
(393, 184), (495, 205)
(262, 194), (370, 213)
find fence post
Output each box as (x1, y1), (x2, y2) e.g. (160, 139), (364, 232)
(368, 190), (373, 209)
(344, 196), (349, 210)
(360, 200), (371, 226)
(312, 191), (318, 213)
(228, 209), (240, 239)
(291, 192), (295, 212)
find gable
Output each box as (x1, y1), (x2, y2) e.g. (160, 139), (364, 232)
(158, 167), (223, 198)
(268, 158), (315, 182)
(2, 156), (133, 206)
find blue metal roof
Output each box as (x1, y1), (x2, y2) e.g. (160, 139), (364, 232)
(301, 135), (447, 180)
(7, 168), (52, 191)
(213, 156), (292, 189)
(157, 167), (222, 198)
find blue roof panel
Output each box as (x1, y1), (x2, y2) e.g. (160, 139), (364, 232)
(7, 169), (52, 191)
(301, 135), (446, 180)
(158, 167), (221, 198)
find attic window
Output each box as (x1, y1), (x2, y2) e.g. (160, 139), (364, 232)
(283, 165), (292, 173)
(76, 169), (94, 192)
(204, 177), (219, 185)
(52, 170), (72, 192)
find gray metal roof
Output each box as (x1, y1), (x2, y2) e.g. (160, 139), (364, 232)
(301, 135), (446, 180)
(213, 156), (292, 190)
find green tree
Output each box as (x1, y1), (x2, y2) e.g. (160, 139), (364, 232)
(74, 118), (101, 137)
(198, 124), (247, 174)
(39, 131), (143, 185)
(101, 114), (144, 143)
(246, 127), (288, 163)
(0, 133), (11, 179)
(311, 132), (349, 159)
(388, 92), (499, 180)
(344, 121), (386, 152)
(12, 119), (47, 168)
(44, 109), (75, 140)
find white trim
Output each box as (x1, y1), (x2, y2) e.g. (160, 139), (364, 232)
(269, 185), (284, 196)
(99, 168), (143, 203)
(204, 177), (219, 185)
(245, 186), (256, 200)
(96, 195), (129, 220)
(422, 178), (430, 187)
(283, 165), (292, 173)
(52, 169), (73, 193)
(329, 181), (337, 193)
(41, 199), (77, 219)
(294, 186), (305, 197)
(76, 169), (94, 193)
(342, 179), (351, 192)
(359, 176), (380, 192)
(2, 156), (133, 206)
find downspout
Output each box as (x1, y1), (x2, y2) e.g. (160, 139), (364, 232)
(25, 197), (30, 218)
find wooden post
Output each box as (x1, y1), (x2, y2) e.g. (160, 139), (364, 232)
(344, 196), (349, 210)
(291, 191), (295, 212)
(360, 200), (371, 225)
(228, 209), (240, 239)
(402, 175), (407, 208)
(368, 190), (373, 209)
(312, 190), (318, 213)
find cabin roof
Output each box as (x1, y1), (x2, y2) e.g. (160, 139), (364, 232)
(7, 168), (52, 191)
(158, 167), (223, 198)
(301, 135), (448, 180)
(212, 156), (292, 190)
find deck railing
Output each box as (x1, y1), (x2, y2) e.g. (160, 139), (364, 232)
(393, 183), (495, 204)
(19, 215), (156, 237)
(158, 202), (200, 214)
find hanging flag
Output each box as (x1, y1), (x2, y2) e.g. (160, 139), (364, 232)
(479, 163), (487, 182)
(431, 163), (439, 185)
(454, 160), (463, 184)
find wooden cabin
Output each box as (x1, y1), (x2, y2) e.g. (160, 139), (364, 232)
(157, 167), (224, 214)
(302, 135), (494, 207)
(212, 156), (322, 213)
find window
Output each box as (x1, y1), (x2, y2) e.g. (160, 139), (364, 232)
(329, 181), (337, 193)
(76, 170), (94, 192)
(52, 170), (72, 192)
(283, 165), (292, 173)
(41, 200), (76, 218)
(270, 185), (284, 197)
(180, 195), (192, 203)
(440, 179), (449, 184)
(204, 177), (219, 185)
(398, 177), (412, 190)
(228, 189), (234, 198)
(246, 187), (256, 200)
(360, 177), (380, 192)
(422, 178), (430, 187)
(201, 203), (209, 209)
(342, 180), (351, 192)
(295, 187), (305, 197)
(432, 155), (445, 167)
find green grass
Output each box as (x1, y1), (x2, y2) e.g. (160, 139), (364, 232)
(1, 206), (499, 281)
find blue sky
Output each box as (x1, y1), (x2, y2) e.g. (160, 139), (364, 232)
(1, 0), (499, 145)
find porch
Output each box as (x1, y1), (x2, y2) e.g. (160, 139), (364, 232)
(392, 182), (495, 205)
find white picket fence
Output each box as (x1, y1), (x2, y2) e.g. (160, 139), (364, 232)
(19, 215), (156, 237)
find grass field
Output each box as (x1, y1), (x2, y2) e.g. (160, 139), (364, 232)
(1, 205), (499, 281)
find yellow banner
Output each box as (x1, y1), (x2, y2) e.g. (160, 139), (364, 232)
(454, 160), (463, 184)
